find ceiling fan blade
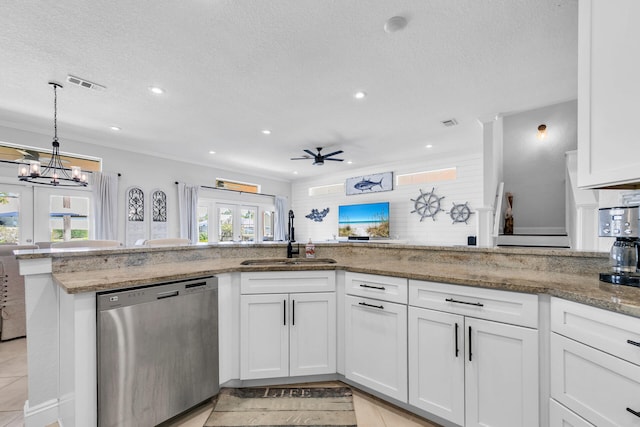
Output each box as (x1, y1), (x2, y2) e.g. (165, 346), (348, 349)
(323, 150), (344, 158)
(325, 158), (344, 162)
(303, 149), (316, 157)
(290, 157), (311, 160)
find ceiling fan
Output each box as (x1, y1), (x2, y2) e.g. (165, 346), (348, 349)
(290, 147), (344, 166)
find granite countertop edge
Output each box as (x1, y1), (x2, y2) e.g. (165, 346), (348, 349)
(49, 258), (640, 318)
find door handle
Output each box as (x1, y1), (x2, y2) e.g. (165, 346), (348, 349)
(292, 300), (295, 326)
(359, 283), (386, 291)
(468, 326), (473, 362)
(283, 299), (286, 326)
(358, 301), (384, 310)
(446, 298), (484, 307)
(454, 322), (459, 357)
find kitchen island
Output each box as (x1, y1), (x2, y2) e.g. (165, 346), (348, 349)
(15, 243), (640, 427)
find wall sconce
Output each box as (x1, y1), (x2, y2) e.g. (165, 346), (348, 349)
(537, 124), (547, 140)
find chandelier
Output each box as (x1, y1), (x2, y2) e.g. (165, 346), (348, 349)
(18, 82), (88, 186)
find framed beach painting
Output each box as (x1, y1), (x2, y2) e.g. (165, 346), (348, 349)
(346, 171), (393, 196)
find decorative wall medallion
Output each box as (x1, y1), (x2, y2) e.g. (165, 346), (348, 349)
(346, 171), (393, 195)
(411, 188), (444, 221)
(448, 202), (474, 224)
(127, 187), (144, 221)
(152, 190), (167, 222)
(306, 208), (329, 222)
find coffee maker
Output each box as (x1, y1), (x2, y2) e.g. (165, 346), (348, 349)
(599, 206), (640, 286)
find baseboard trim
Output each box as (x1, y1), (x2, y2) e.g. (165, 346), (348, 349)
(24, 398), (59, 427)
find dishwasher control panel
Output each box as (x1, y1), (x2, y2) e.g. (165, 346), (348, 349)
(97, 276), (217, 310)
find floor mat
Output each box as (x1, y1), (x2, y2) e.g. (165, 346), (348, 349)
(204, 386), (357, 427)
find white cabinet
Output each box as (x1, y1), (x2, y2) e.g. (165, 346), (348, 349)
(344, 294), (407, 402)
(408, 307), (465, 425)
(549, 399), (595, 427)
(240, 272), (336, 380)
(344, 272), (408, 402)
(409, 280), (539, 427)
(550, 297), (640, 427)
(577, 0), (640, 188)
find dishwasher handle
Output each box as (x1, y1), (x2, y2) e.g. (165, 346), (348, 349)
(157, 290), (179, 299)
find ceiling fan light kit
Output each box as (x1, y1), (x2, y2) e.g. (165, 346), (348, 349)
(18, 82), (89, 187)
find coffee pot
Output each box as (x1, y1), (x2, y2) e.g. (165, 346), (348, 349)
(599, 206), (640, 286)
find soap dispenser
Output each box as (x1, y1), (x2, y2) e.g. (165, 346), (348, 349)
(305, 238), (315, 258)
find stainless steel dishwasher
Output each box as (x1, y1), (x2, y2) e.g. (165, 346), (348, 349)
(97, 276), (219, 427)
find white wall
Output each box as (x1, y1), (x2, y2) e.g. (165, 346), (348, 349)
(291, 150), (483, 247)
(502, 100), (577, 234)
(0, 124), (292, 244)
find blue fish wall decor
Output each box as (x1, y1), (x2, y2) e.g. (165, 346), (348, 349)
(306, 208), (330, 222)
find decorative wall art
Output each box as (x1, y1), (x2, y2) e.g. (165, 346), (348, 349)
(346, 171), (393, 196)
(410, 188), (445, 221)
(125, 186), (146, 246)
(150, 189), (168, 239)
(448, 202), (475, 224)
(305, 208), (329, 222)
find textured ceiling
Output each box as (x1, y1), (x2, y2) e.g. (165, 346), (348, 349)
(0, 0), (578, 181)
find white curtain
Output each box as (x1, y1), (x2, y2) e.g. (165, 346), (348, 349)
(92, 171), (119, 240)
(274, 196), (287, 241)
(178, 183), (199, 243)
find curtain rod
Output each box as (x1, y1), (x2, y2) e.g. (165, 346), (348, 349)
(174, 181), (277, 198)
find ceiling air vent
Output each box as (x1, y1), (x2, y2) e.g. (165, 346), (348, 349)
(441, 118), (458, 127)
(66, 75), (106, 91)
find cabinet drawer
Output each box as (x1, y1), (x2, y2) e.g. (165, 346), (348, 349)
(345, 272), (407, 304)
(409, 280), (538, 328)
(241, 271), (335, 294)
(551, 297), (640, 366)
(550, 399), (595, 427)
(551, 333), (640, 427)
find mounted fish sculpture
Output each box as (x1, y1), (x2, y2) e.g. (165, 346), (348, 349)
(354, 177), (384, 192)
(306, 207), (330, 222)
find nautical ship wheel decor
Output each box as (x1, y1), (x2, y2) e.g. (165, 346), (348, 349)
(411, 188), (445, 221)
(448, 202), (474, 224)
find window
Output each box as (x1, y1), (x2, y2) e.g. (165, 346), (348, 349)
(396, 167), (457, 186)
(0, 192), (20, 243)
(198, 201), (265, 243)
(198, 206), (208, 243)
(215, 179), (260, 194)
(49, 195), (90, 242)
(218, 206), (234, 242)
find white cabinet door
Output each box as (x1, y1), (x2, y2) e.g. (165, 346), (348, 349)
(577, 0), (640, 188)
(240, 293), (288, 380)
(408, 306), (464, 425)
(465, 317), (539, 427)
(289, 292), (336, 376)
(551, 333), (640, 427)
(345, 295), (407, 402)
(550, 399), (596, 427)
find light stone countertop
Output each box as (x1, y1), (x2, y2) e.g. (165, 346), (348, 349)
(46, 250), (640, 319)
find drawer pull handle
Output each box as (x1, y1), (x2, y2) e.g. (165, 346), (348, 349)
(446, 298), (484, 307)
(627, 339), (640, 348)
(454, 322), (459, 358)
(627, 407), (640, 418)
(359, 301), (384, 310)
(468, 326), (473, 362)
(360, 283), (386, 291)
(283, 299), (286, 326)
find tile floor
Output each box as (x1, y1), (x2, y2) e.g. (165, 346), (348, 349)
(1, 337), (440, 427)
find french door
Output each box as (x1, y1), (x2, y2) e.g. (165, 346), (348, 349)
(0, 181), (92, 245)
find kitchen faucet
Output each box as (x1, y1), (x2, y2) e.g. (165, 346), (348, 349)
(287, 210), (299, 258)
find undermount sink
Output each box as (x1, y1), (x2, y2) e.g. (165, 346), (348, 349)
(241, 258), (337, 266)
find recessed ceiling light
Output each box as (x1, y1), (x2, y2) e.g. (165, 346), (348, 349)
(209, 150), (216, 154)
(347, 160), (353, 164)
(384, 16), (408, 33)
(149, 86), (164, 95)
(262, 129), (271, 135)
(425, 144), (433, 149)
(354, 91), (367, 100)
(109, 126), (121, 131)
(293, 171), (298, 175)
